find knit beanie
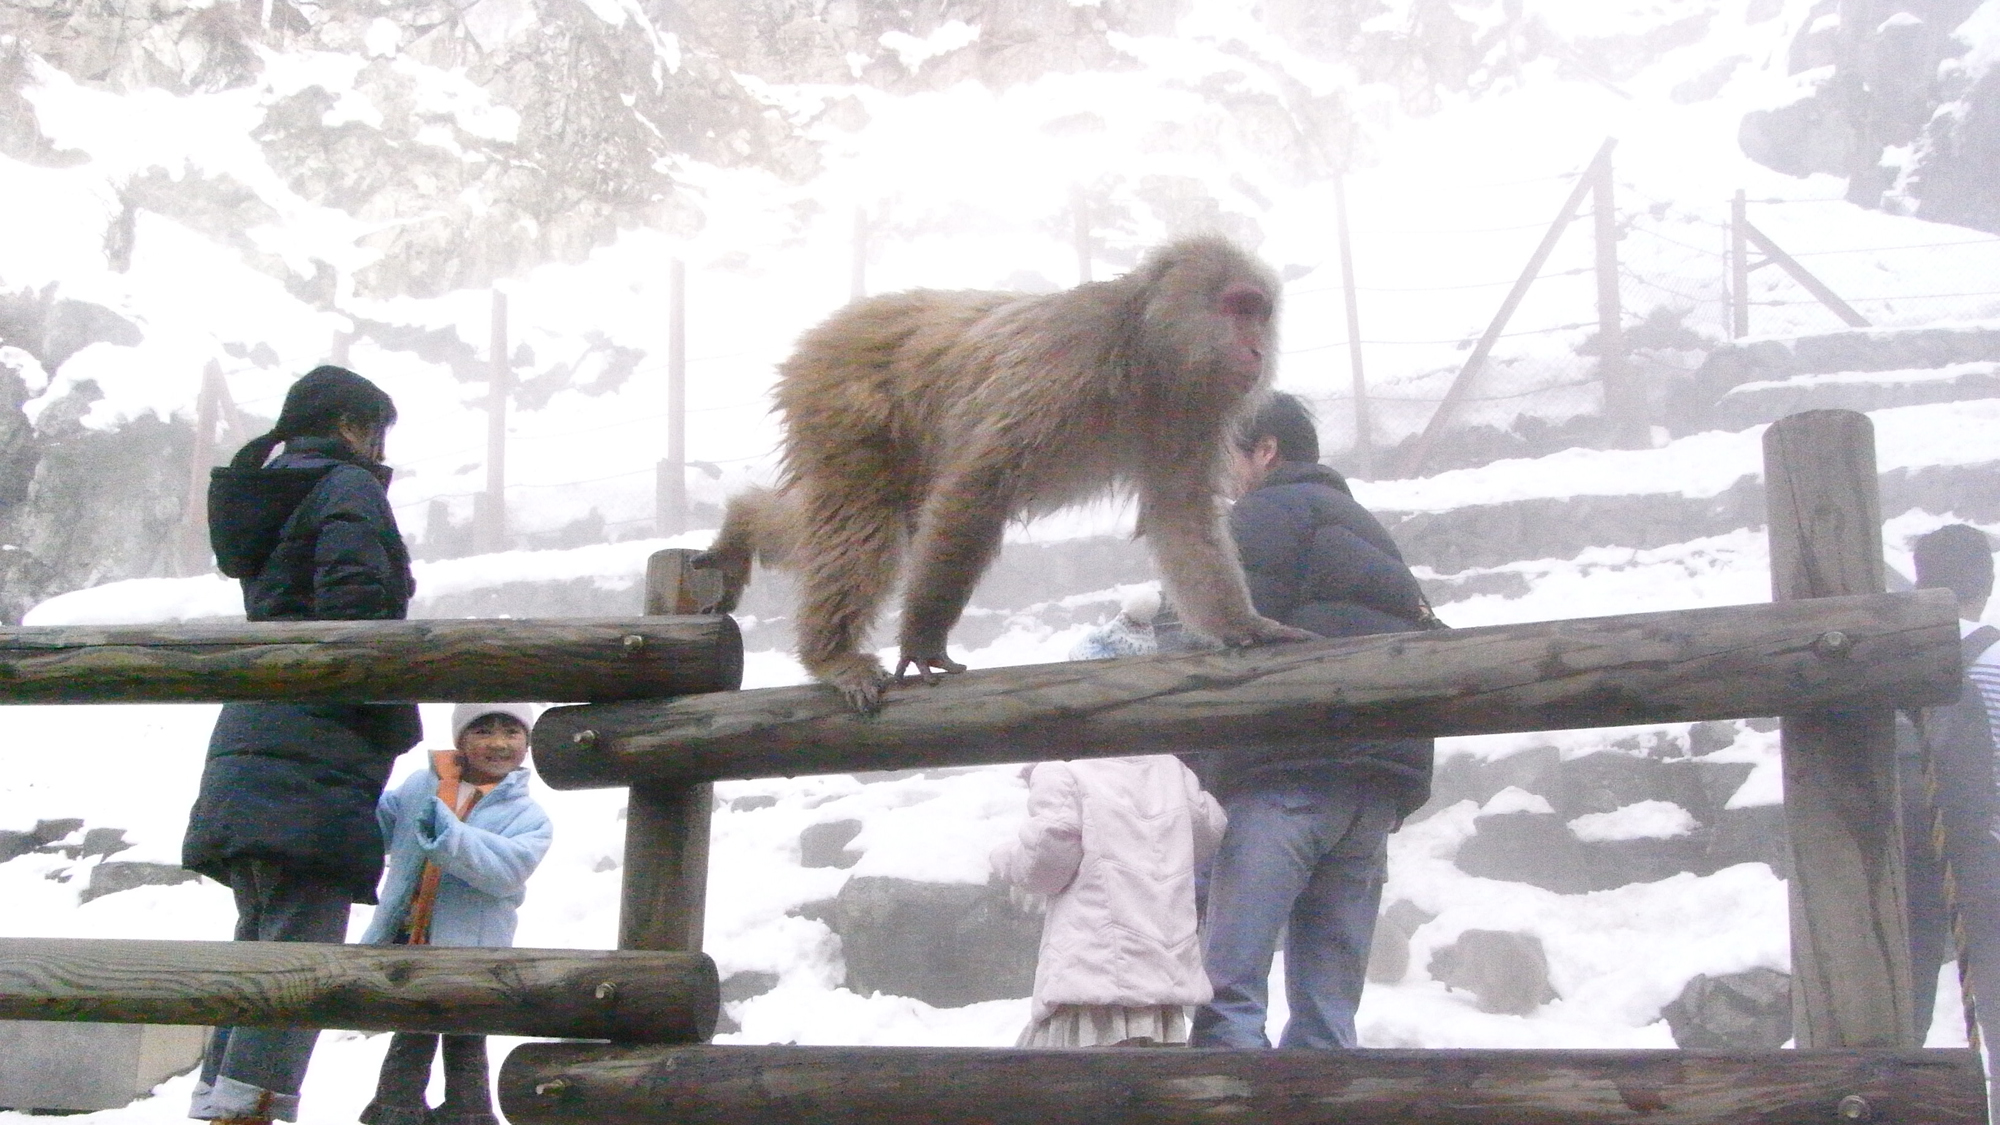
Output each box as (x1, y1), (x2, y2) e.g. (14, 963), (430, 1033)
(450, 702), (539, 744)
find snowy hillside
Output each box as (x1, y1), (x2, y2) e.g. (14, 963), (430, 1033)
(4, 0), (2000, 1121)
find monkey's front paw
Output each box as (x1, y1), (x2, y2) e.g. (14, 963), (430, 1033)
(894, 652), (967, 687)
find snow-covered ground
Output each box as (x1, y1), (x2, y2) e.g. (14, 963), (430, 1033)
(6, 0), (2000, 541)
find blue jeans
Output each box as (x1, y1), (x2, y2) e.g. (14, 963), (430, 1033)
(1192, 780), (1395, 1049)
(190, 860), (350, 1121)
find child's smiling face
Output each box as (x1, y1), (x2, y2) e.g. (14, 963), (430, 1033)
(459, 714), (529, 784)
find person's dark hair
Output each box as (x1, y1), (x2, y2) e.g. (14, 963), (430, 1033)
(230, 366), (397, 469)
(1913, 523), (1995, 608)
(1238, 391), (1318, 463)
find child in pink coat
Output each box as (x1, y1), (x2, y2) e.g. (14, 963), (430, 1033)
(991, 755), (1227, 1046)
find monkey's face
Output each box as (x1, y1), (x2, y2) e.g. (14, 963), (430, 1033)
(1218, 283), (1275, 394)
(1137, 237), (1281, 411)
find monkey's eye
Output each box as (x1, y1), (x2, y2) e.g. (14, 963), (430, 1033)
(1220, 285), (1272, 321)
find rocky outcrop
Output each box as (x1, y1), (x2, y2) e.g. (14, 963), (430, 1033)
(1738, 0), (2000, 230)
(1427, 929), (1558, 1015)
(0, 0), (811, 301)
(81, 861), (201, 903)
(799, 875), (1040, 1008)
(798, 819), (863, 870)
(1428, 722), (1790, 892)
(1365, 898), (1437, 985)
(1661, 967), (1793, 1048)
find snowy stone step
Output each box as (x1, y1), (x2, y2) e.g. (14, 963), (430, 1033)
(1670, 322), (2000, 434)
(1366, 399), (2000, 574)
(1711, 362), (2000, 430)
(1392, 458), (1999, 577)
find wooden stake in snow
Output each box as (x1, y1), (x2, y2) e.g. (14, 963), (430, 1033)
(1765, 408), (1914, 1049)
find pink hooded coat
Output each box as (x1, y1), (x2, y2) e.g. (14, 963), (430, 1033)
(991, 756), (1228, 1021)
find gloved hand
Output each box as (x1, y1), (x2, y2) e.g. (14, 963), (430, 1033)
(416, 796), (453, 846)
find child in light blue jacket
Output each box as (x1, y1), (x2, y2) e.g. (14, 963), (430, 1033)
(359, 703), (553, 1125)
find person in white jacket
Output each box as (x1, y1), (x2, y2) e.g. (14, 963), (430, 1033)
(991, 755), (1228, 1047)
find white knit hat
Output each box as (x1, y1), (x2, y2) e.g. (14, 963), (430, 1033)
(450, 702), (540, 744)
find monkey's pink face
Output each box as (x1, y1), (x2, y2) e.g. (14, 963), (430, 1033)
(1219, 284), (1274, 392)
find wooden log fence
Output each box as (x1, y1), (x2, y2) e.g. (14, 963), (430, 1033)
(0, 405), (1988, 1123)
(0, 617), (740, 704)
(499, 1043), (1987, 1125)
(532, 589), (1958, 788)
(0, 939), (717, 1043)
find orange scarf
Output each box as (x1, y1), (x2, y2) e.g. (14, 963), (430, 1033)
(403, 750), (499, 946)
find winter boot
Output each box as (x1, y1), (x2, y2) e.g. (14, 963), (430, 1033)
(359, 1033), (438, 1125)
(431, 1035), (499, 1125)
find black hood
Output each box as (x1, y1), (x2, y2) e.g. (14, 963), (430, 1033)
(207, 439), (389, 579)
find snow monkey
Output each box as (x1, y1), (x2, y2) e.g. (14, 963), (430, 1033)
(696, 234), (1312, 711)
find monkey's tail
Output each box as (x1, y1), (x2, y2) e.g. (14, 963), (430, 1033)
(693, 486), (795, 612)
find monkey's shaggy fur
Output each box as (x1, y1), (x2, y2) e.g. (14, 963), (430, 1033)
(699, 234), (1308, 710)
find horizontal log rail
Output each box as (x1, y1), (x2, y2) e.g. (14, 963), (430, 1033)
(0, 939), (718, 1043)
(533, 590), (1957, 788)
(0, 617), (741, 703)
(499, 1043), (1985, 1125)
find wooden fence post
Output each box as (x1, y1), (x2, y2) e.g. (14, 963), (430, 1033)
(1397, 138), (1612, 478)
(1764, 409), (1916, 1048)
(1592, 153), (1641, 446)
(1332, 171), (1371, 477)
(657, 259), (687, 538)
(176, 363), (222, 576)
(478, 290), (510, 554)
(1731, 190), (1750, 339)
(1071, 185), (1092, 286)
(618, 549), (724, 958)
(850, 207), (868, 302)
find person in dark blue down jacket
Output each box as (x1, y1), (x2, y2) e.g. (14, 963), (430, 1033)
(1190, 391), (1437, 1050)
(182, 366), (419, 1125)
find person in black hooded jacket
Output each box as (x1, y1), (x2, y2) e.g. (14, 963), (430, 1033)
(183, 366), (420, 1125)
(1191, 392), (1436, 1053)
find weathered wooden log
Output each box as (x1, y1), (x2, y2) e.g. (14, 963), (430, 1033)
(498, 1043), (1986, 1125)
(619, 550), (715, 959)
(534, 590), (1959, 788)
(0, 939), (718, 1043)
(1764, 410), (1914, 1049)
(0, 617), (741, 703)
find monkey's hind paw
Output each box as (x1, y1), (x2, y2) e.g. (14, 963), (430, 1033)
(1229, 618), (1317, 646)
(812, 655), (892, 714)
(894, 653), (967, 687)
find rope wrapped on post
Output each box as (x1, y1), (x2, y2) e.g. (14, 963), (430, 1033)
(532, 590), (1959, 788)
(0, 938), (719, 1043)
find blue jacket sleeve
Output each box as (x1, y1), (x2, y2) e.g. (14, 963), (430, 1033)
(417, 798), (554, 899)
(376, 774), (409, 847)
(310, 468), (402, 620)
